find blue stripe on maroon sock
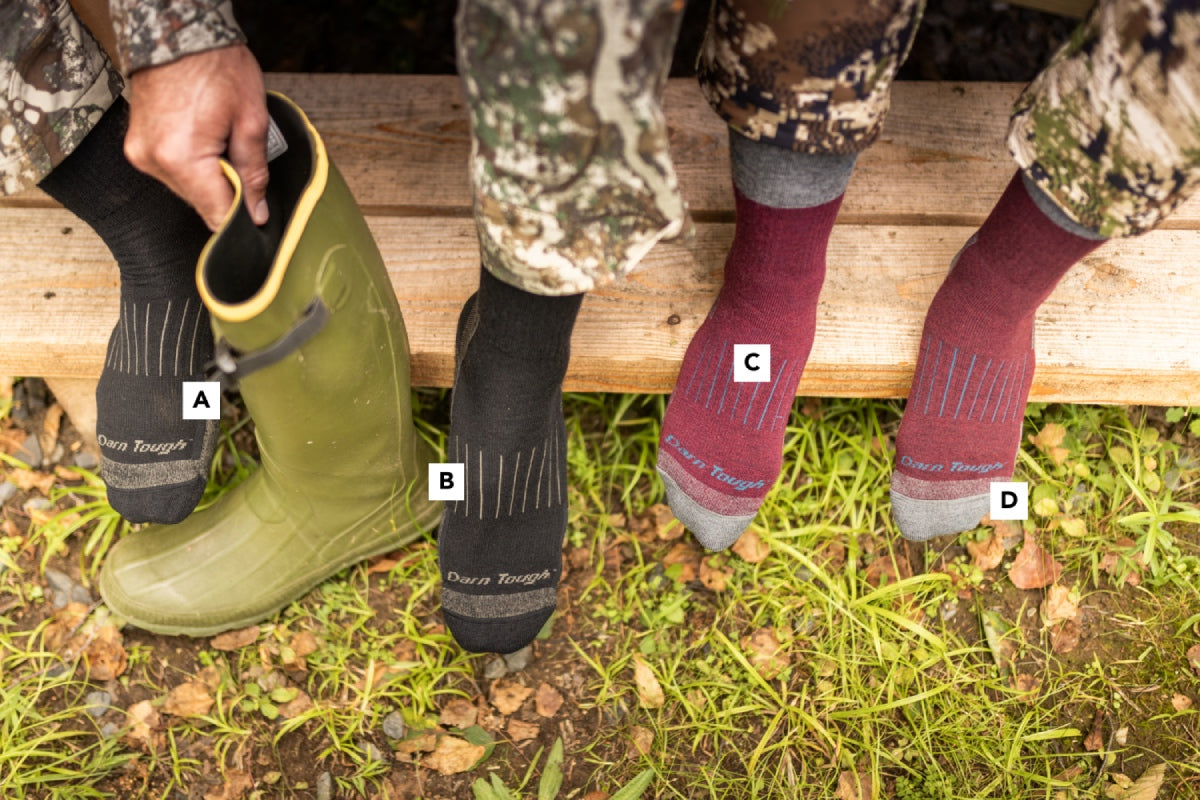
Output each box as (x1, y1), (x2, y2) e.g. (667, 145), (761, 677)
(954, 354), (976, 419)
(923, 340), (943, 415)
(968, 359), (991, 419)
(742, 383), (761, 425)
(717, 364), (733, 414)
(991, 362), (1013, 423)
(980, 360), (1005, 421)
(757, 358), (790, 430)
(913, 337), (933, 408)
(706, 341), (728, 409)
(685, 335), (712, 399)
(939, 347), (958, 417)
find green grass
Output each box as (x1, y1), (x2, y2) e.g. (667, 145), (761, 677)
(2, 393), (1199, 797)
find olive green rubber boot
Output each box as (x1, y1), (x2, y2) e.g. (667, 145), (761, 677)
(99, 93), (441, 636)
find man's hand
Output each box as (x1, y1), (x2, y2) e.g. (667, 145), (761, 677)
(125, 44), (270, 231)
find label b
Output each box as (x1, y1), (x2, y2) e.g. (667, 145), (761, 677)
(429, 463), (465, 501)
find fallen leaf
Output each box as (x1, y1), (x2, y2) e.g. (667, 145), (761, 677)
(7, 468), (55, 495)
(967, 530), (1005, 572)
(740, 628), (789, 679)
(422, 736), (485, 775)
(647, 503), (683, 541)
(1172, 693), (1193, 712)
(835, 766), (873, 800)
(582, 793), (609, 800)
(210, 625), (259, 651)
(282, 630), (319, 669)
(1012, 673), (1041, 703)
(38, 404), (62, 461)
(662, 542), (700, 582)
(508, 718), (539, 742)
(1083, 710), (1104, 751)
(1041, 584), (1080, 625)
(489, 681), (533, 715)
(627, 725), (653, 757)
(1049, 619), (1081, 654)
(534, 683), (563, 718)
(1033, 497), (1059, 517)
(162, 681), (214, 717)
(816, 539), (847, 571)
(1105, 763), (1166, 800)
(366, 551), (402, 574)
(699, 556), (730, 591)
(1028, 423), (1069, 465)
(277, 690), (313, 719)
(1186, 644), (1200, 676)
(42, 603), (127, 680)
(568, 546), (590, 571)
(395, 728), (441, 756)
(439, 697), (478, 728)
(203, 769), (253, 800)
(124, 699), (161, 745)
(1007, 533), (1063, 589)
(81, 621), (127, 681)
(865, 553), (912, 587)
(633, 655), (665, 709)
(1059, 517), (1088, 538)
(731, 529), (769, 563)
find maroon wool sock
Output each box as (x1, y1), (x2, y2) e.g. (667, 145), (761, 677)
(657, 188), (841, 550)
(891, 172), (1104, 540)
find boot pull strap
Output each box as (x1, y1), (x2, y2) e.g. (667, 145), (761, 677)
(206, 298), (330, 389)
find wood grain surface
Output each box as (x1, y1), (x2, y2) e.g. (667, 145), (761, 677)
(2, 76), (1197, 405)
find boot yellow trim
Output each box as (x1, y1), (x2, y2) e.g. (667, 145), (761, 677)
(197, 92), (330, 324)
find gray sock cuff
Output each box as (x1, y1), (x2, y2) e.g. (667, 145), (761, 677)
(1021, 172), (1108, 241)
(730, 133), (857, 209)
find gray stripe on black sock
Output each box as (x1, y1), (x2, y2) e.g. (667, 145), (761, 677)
(442, 587), (557, 619)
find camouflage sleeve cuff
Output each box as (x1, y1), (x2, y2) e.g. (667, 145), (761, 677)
(108, 0), (246, 74)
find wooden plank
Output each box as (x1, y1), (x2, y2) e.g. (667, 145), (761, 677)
(7, 76), (1197, 228)
(2, 208), (1197, 405)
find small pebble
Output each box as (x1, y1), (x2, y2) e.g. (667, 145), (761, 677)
(382, 711), (407, 740)
(100, 722), (118, 738)
(316, 771), (332, 800)
(0, 482), (16, 505)
(85, 690), (112, 719)
(49, 443), (64, 465)
(72, 451), (99, 470)
(361, 740), (386, 763)
(940, 600), (958, 621)
(482, 656), (507, 681)
(13, 434), (42, 469)
(23, 496), (51, 513)
(503, 645), (532, 673)
(44, 567), (74, 595)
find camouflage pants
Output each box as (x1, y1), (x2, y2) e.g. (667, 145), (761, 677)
(0, 0), (122, 196)
(461, 0), (1200, 294)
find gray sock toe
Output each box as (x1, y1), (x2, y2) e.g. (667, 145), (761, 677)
(658, 467), (758, 551)
(890, 487), (989, 541)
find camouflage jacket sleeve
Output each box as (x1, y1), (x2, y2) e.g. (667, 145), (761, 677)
(107, 0), (245, 74)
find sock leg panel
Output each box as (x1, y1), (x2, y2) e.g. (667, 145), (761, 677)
(439, 266), (583, 653)
(38, 98), (216, 524)
(891, 172), (1106, 541)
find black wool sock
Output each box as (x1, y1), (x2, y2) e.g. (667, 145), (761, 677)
(439, 266), (583, 653)
(39, 98), (216, 524)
